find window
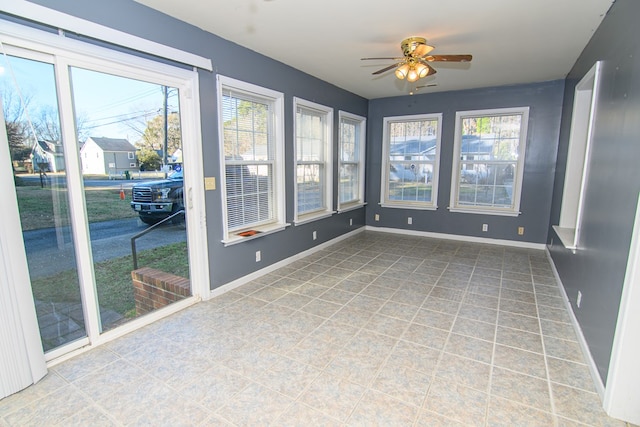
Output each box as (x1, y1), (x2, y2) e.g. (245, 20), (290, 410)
(338, 111), (366, 211)
(553, 62), (601, 249)
(449, 107), (529, 216)
(128, 152), (134, 159)
(294, 97), (333, 224)
(381, 114), (442, 209)
(217, 75), (286, 244)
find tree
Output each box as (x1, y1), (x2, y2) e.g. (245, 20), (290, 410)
(136, 148), (162, 171)
(136, 112), (181, 159)
(2, 87), (32, 165)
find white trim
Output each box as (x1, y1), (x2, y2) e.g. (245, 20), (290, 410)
(293, 97), (334, 222)
(338, 111), (367, 210)
(216, 75), (286, 243)
(555, 62), (601, 250)
(447, 207), (521, 217)
(337, 202), (367, 214)
(210, 228), (366, 297)
(380, 113), (442, 210)
(545, 249), (605, 398)
(366, 226), (546, 250)
(603, 193), (640, 424)
(450, 106), (530, 216)
(0, 0), (212, 70)
(381, 203), (437, 211)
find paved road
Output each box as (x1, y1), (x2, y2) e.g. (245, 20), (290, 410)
(24, 218), (187, 279)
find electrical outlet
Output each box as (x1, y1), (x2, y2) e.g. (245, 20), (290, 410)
(255, 250), (261, 262)
(375, 214), (380, 221)
(482, 224), (488, 232)
(518, 226), (525, 235)
(349, 218), (353, 226)
(313, 231), (317, 240)
(577, 290), (582, 308)
(408, 217), (412, 225)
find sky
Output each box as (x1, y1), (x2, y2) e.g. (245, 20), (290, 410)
(1, 53), (179, 145)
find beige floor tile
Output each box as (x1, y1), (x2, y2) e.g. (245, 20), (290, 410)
(493, 344), (547, 379)
(444, 333), (494, 364)
(425, 379), (489, 427)
(491, 367), (551, 412)
(487, 396), (555, 427)
(552, 383), (626, 426)
(298, 372), (366, 422)
(495, 325), (543, 353)
(436, 353), (491, 391)
(546, 357), (595, 392)
(216, 383), (294, 426)
(348, 389), (419, 425)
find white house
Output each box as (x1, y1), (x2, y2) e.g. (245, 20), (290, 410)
(79, 137), (138, 176)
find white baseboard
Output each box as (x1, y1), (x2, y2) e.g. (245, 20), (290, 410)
(208, 227), (365, 299)
(545, 248), (605, 398)
(366, 226), (547, 250)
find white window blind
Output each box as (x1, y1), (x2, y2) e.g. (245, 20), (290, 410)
(338, 111), (366, 209)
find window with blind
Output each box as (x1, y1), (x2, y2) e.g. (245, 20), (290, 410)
(381, 113), (442, 209)
(294, 97), (334, 224)
(338, 111), (366, 211)
(449, 107), (529, 216)
(217, 75), (285, 243)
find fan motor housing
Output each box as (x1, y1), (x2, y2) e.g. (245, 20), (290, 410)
(401, 36), (427, 56)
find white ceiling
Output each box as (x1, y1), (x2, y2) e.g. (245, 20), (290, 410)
(135, 0), (613, 99)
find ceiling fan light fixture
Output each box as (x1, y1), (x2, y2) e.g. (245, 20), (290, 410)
(416, 62), (430, 79)
(406, 67), (419, 82)
(395, 63), (410, 80)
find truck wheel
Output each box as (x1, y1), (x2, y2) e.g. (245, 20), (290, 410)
(139, 215), (161, 225)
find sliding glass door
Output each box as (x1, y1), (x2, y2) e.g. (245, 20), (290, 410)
(1, 35), (205, 357)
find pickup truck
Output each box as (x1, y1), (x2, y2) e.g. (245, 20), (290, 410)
(130, 168), (184, 225)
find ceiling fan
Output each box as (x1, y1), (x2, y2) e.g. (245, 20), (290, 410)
(361, 36), (472, 83)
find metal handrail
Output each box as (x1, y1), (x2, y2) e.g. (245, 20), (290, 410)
(131, 209), (185, 270)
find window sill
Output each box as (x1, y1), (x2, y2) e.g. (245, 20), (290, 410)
(222, 222), (290, 247)
(552, 225), (578, 250)
(380, 202), (437, 211)
(447, 206), (521, 217)
(337, 202), (366, 213)
(294, 210), (335, 226)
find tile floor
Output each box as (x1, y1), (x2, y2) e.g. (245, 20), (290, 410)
(0, 231), (631, 426)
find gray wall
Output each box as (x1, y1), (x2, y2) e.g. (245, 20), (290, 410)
(23, 0), (368, 288)
(548, 0), (640, 384)
(366, 82), (564, 243)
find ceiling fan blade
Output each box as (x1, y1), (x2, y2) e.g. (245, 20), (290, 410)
(361, 57), (404, 61)
(413, 44), (435, 57)
(424, 54), (472, 62)
(372, 63), (402, 75)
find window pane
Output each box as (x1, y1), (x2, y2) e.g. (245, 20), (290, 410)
(384, 115), (440, 207)
(339, 163), (358, 204)
(222, 90), (275, 231)
(297, 163), (323, 213)
(226, 163), (272, 230)
(295, 101), (331, 218)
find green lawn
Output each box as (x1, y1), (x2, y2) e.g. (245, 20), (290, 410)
(31, 242), (189, 319)
(15, 182), (137, 231)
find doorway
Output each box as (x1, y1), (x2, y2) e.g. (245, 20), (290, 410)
(0, 30), (208, 361)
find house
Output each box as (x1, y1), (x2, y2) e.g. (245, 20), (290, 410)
(31, 139), (65, 172)
(1, 0), (639, 425)
(79, 136), (138, 175)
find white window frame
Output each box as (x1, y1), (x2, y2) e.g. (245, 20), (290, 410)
(449, 107), (530, 217)
(338, 111), (366, 212)
(128, 152), (134, 159)
(217, 75), (286, 245)
(380, 113), (442, 210)
(553, 62), (602, 250)
(293, 97), (334, 225)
